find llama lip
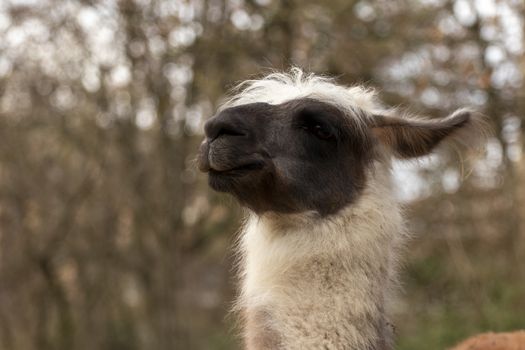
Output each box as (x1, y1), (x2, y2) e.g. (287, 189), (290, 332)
(197, 141), (212, 172)
(209, 161), (265, 176)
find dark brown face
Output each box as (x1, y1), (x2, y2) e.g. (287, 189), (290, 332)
(198, 97), (480, 216)
(197, 98), (376, 216)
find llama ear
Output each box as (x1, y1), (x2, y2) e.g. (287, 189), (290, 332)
(370, 109), (485, 158)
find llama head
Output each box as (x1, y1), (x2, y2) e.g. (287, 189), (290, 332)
(198, 69), (483, 216)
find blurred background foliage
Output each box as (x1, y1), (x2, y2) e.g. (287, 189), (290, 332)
(0, 0), (523, 349)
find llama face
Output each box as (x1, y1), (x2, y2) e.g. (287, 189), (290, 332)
(198, 70), (483, 216)
(198, 98), (376, 215)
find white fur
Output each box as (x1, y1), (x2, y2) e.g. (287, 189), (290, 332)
(222, 68), (384, 127)
(235, 163), (409, 349)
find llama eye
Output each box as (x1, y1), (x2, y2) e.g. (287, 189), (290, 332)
(296, 109), (335, 140)
(310, 124), (333, 140)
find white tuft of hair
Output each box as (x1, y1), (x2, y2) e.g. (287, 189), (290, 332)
(221, 67), (383, 124)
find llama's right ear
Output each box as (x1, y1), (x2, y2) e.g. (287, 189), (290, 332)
(370, 109), (485, 158)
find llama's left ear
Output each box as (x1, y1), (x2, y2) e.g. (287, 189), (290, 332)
(370, 109), (486, 158)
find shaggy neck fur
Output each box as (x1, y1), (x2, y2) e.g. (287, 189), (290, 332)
(236, 163), (408, 350)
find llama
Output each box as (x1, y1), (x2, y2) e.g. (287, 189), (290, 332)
(450, 331), (525, 350)
(197, 68), (485, 349)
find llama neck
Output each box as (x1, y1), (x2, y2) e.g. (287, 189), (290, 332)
(237, 170), (406, 350)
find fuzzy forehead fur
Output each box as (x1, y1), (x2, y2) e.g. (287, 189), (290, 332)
(221, 68), (382, 122)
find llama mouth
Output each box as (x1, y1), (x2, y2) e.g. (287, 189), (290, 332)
(209, 161), (265, 176)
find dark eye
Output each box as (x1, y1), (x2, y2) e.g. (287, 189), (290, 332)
(300, 122), (335, 140)
(307, 124), (333, 140)
(295, 107), (336, 140)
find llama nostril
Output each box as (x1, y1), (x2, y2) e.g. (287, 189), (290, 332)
(204, 109), (249, 141)
(216, 126), (246, 138)
(205, 120), (247, 141)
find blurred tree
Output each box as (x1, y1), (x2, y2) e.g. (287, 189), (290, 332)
(0, 0), (523, 349)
